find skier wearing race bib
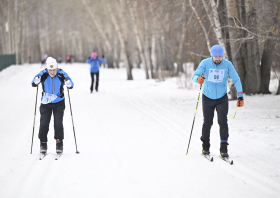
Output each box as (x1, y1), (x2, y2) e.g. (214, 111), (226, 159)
(192, 45), (244, 159)
(31, 57), (74, 154)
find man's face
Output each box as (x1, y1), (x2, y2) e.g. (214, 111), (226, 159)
(48, 69), (57, 77)
(212, 56), (223, 64)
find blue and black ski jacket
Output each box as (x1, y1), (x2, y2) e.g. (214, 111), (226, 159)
(31, 68), (74, 103)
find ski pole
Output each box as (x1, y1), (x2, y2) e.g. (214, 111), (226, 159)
(67, 88), (80, 154)
(30, 85), (39, 154)
(232, 107), (239, 119)
(186, 84), (203, 155)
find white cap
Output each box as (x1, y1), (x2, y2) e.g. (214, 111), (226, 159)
(46, 57), (58, 69)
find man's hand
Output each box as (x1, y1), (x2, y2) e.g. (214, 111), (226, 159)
(34, 76), (41, 85)
(197, 76), (205, 84)
(65, 80), (72, 88)
(102, 55), (105, 58)
(237, 97), (244, 107)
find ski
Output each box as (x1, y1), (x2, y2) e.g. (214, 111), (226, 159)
(220, 155), (233, 165)
(39, 153), (47, 160)
(55, 153), (62, 160)
(202, 154), (214, 162)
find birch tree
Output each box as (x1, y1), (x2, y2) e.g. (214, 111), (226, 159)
(107, 1), (133, 80)
(128, 0), (149, 79)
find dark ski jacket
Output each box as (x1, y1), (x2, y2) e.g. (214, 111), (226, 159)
(31, 68), (74, 103)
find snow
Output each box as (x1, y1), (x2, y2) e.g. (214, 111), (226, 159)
(0, 63), (280, 198)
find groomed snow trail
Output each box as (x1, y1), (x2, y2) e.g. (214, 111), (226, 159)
(0, 64), (279, 198)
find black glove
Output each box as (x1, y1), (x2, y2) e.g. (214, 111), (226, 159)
(88, 57), (91, 59)
(102, 55), (105, 58)
(237, 97), (244, 107)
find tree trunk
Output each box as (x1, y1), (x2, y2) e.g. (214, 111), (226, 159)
(128, 1), (149, 79)
(260, 34), (275, 94)
(189, 0), (211, 53)
(177, 0), (194, 75)
(243, 0), (261, 94)
(148, 3), (159, 78)
(8, 0), (12, 54)
(226, 0), (245, 78)
(106, 54), (114, 69)
(81, 0), (112, 52)
(15, 0), (19, 64)
(113, 32), (119, 68)
(225, 0), (245, 99)
(142, 1), (154, 79)
(107, 1), (132, 80)
(277, 78), (280, 95)
(21, 3), (26, 64)
(209, 0), (228, 58)
(151, 35), (157, 73)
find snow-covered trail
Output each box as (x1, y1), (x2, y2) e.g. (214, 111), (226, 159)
(0, 64), (279, 198)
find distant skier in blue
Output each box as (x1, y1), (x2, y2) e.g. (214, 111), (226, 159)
(31, 57), (74, 154)
(86, 52), (105, 93)
(192, 45), (244, 160)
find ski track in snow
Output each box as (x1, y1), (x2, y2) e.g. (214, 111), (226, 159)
(0, 64), (280, 198)
(113, 90), (280, 194)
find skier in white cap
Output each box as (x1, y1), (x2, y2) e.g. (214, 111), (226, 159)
(31, 57), (74, 155)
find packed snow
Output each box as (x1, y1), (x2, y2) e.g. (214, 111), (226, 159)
(0, 63), (280, 198)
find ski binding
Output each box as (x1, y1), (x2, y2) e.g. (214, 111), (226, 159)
(220, 155), (233, 165)
(55, 153), (62, 160)
(202, 154), (214, 162)
(39, 152), (47, 160)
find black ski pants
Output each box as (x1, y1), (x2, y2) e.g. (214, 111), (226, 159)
(90, 72), (99, 92)
(201, 94), (228, 150)
(38, 100), (65, 142)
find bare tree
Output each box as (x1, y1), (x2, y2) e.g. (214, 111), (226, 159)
(107, 0), (132, 80)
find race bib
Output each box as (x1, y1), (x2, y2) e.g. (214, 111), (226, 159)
(42, 93), (57, 104)
(208, 69), (225, 83)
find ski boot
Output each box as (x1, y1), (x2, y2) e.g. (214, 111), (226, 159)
(220, 152), (229, 158)
(40, 142), (47, 154)
(202, 149), (213, 161)
(220, 142), (229, 159)
(202, 150), (210, 156)
(56, 139), (63, 154)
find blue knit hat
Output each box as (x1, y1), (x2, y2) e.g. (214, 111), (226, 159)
(211, 45), (224, 57)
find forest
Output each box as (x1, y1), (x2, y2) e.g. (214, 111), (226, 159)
(0, 0), (280, 97)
